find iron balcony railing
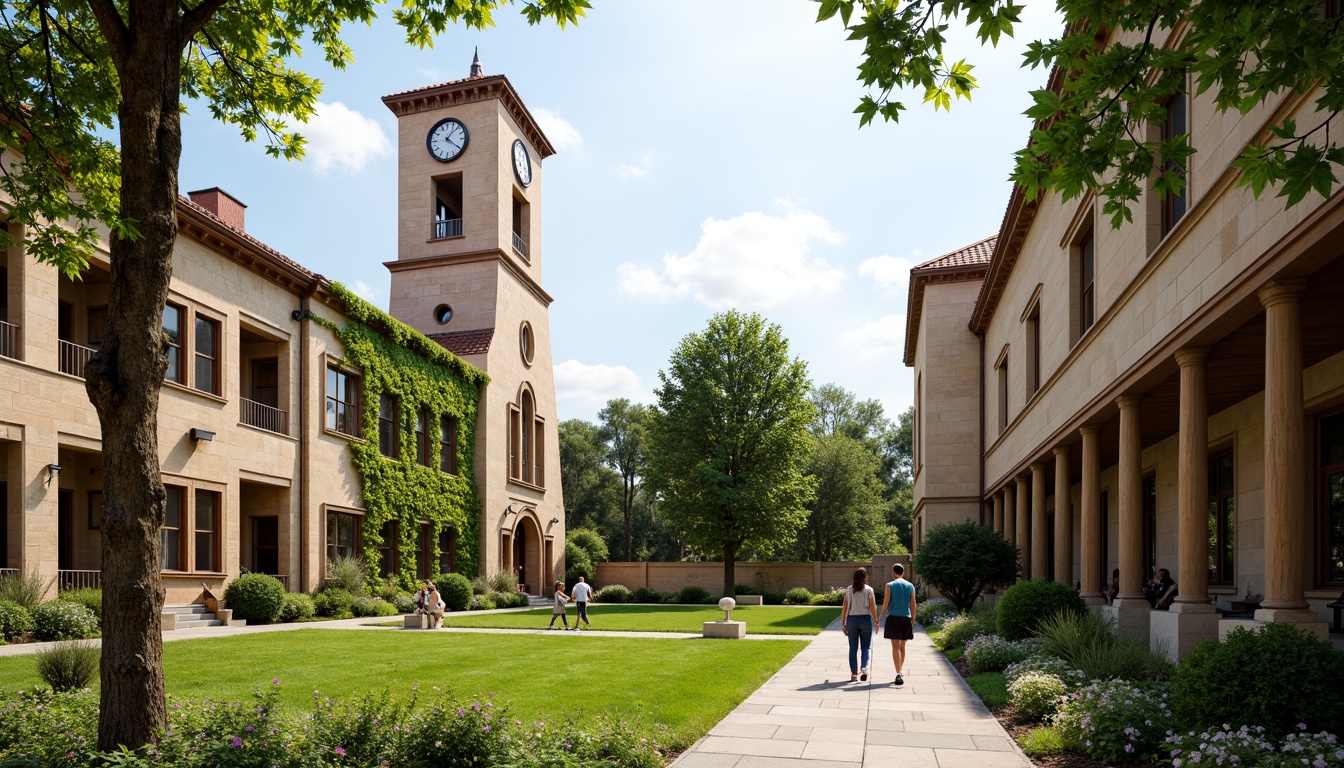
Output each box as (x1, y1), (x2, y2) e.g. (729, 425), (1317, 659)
(58, 569), (101, 590)
(59, 340), (96, 379)
(433, 217), (463, 239)
(274, 574), (289, 591)
(241, 397), (288, 435)
(0, 320), (18, 360)
(512, 231), (529, 260)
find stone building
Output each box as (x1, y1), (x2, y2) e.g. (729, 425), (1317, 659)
(906, 40), (1344, 657)
(0, 59), (565, 604)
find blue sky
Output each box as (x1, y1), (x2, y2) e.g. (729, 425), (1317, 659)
(178, 0), (1063, 424)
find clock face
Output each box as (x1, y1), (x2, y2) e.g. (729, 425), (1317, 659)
(427, 118), (468, 162)
(512, 139), (532, 187)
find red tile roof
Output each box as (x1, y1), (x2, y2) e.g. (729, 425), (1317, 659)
(912, 235), (997, 272)
(428, 327), (494, 356)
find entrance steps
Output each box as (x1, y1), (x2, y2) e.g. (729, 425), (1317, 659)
(162, 604), (246, 631)
(527, 594), (551, 608)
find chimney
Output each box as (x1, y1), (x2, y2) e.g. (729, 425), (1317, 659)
(187, 187), (247, 232)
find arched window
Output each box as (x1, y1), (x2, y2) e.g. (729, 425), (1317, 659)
(508, 385), (546, 487)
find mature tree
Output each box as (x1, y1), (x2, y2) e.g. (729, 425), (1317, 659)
(647, 311), (816, 597)
(0, 0), (587, 748)
(818, 0), (1344, 221)
(914, 521), (1019, 612)
(885, 406), (915, 549)
(796, 433), (893, 561)
(598, 398), (650, 561)
(559, 418), (622, 537)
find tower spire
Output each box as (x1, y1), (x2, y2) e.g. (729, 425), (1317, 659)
(470, 47), (483, 77)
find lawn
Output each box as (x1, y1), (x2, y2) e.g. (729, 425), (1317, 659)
(438, 604), (840, 635)
(0, 630), (806, 746)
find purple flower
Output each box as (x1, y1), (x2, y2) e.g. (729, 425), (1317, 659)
(246, 725), (254, 732)
(1300, 723), (1309, 731)
(483, 726), (491, 732)
(458, 709), (466, 717)
(272, 678), (280, 685)
(1125, 744), (1135, 754)
(473, 703), (481, 712)
(335, 747), (346, 756)
(232, 736), (242, 748)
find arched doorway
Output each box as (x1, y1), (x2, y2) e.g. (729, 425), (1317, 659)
(511, 513), (543, 595)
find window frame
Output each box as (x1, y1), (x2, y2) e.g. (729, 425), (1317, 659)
(1160, 80), (1190, 238)
(161, 485), (186, 571)
(163, 303), (185, 384)
(1315, 405), (1344, 587)
(377, 393), (399, 459)
(995, 345), (1010, 434)
(326, 510), (362, 563)
(193, 489), (220, 573)
(324, 362), (361, 438)
(1207, 448), (1235, 586)
(416, 408), (430, 467)
(192, 313), (222, 396)
(377, 520), (399, 578)
(440, 414), (458, 474)
(1078, 229), (1095, 337)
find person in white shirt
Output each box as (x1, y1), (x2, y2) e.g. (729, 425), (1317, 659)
(570, 576), (594, 630)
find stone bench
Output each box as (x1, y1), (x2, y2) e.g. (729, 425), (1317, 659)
(404, 614), (428, 629)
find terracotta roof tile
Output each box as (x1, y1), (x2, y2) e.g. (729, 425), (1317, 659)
(912, 235), (997, 272)
(382, 73), (496, 100)
(428, 327), (494, 356)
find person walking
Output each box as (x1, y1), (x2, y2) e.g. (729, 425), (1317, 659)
(880, 563), (916, 687)
(841, 568), (878, 682)
(547, 580), (572, 630)
(570, 576), (594, 630)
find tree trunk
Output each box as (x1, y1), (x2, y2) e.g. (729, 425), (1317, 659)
(623, 481), (633, 561)
(84, 0), (183, 749)
(722, 542), (737, 598)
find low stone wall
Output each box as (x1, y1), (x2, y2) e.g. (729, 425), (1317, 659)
(594, 556), (912, 594)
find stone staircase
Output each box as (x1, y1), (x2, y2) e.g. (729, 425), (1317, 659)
(527, 594), (551, 608)
(161, 604), (246, 631)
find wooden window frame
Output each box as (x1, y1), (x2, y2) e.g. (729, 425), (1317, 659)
(326, 510), (362, 563)
(1160, 80), (1190, 238)
(1207, 448), (1235, 586)
(193, 313), (222, 396)
(377, 393), (399, 459)
(440, 415), (458, 474)
(193, 489), (221, 573)
(324, 363), (361, 438)
(161, 485), (186, 571)
(378, 520), (400, 578)
(415, 408), (430, 467)
(163, 303), (185, 384)
(1315, 405), (1344, 587)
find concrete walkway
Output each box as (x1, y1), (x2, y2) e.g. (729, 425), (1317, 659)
(670, 621), (1032, 768)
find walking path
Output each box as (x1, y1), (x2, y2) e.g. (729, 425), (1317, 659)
(669, 620), (1032, 768)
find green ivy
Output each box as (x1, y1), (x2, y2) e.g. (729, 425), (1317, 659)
(317, 283), (489, 586)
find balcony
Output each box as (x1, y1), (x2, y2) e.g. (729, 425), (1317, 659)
(58, 569), (101, 590)
(241, 397), (288, 435)
(433, 217), (463, 239)
(512, 231), (529, 260)
(0, 319), (18, 360)
(59, 339), (96, 378)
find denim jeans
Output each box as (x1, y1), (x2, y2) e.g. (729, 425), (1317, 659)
(846, 614), (873, 675)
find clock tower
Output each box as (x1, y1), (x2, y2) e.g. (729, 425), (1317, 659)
(381, 53), (564, 595)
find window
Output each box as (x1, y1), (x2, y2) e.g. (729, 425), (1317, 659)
(1207, 450), (1235, 585)
(325, 365), (359, 437)
(995, 349), (1009, 434)
(1099, 491), (1110, 589)
(1142, 474), (1158, 580)
(1160, 81), (1189, 237)
(194, 490), (219, 572)
(1046, 512), (1056, 582)
(508, 387), (546, 486)
(193, 315), (220, 395)
(163, 304), (184, 383)
(440, 415), (458, 474)
(511, 194), (530, 259)
(433, 175), (463, 239)
(1316, 408), (1344, 586)
(519, 321), (534, 365)
(87, 307), (107, 349)
(161, 486), (185, 570)
(1078, 229), (1095, 336)
(378, 520), (399, 578)
(378, 394), (399, 458)
(521, 390), (533, 484)
(1026, 300), (1041, 395)
(439, 527), (456, 573)
(417, 523), (434, 581)
(416, 409), (430, 466)
(326, 511), (360, 562)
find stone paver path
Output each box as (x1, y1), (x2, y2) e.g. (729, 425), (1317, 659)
(670, 621), (1032, 768)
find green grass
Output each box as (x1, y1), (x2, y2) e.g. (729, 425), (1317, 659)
(944, 646), (964, 663)
(925, 624), (944, 648)
(0, 630), (805, 746)
(1018, 726), (1067, 756)
(967, 671), (1009, 707)
(438, 604), (840, 635)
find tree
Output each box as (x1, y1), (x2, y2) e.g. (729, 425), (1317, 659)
(0, 0), (588, 749)
(817, 0), (1344, 222)
(647, 310), (816, 597)
(885, 406), (915, 549)
(597, 398), (650, 561)
(913, 521), (1019, 612)
(796, 433), (893, 561)
(559, 419), (622, 537)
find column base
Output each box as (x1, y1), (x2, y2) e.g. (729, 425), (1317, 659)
(1081, 592), (1106, 607)
(1150, 609), (1219, 662)
(1169, 600), (1217, 614)
(1103, 597), (1151, 641)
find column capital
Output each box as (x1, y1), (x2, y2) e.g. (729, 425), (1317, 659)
(1030, 462), (1046, 472)
(1116, 394), (1143, 410)
(1079, 424), (1101, 437)
(1052, 444), (1070, 457)
(1174, 347), (1211, 368)
(1258, 279), (1307, 309)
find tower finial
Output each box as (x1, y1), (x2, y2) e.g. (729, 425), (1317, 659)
(470, 47), (483, 77)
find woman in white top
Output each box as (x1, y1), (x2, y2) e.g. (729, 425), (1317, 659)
(425, 584), (446, 629)
(841, 568), (879, 682)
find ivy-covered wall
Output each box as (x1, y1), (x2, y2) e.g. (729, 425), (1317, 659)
(318, 283), (489, 586)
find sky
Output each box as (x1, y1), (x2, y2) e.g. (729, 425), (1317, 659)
(177, 0), (1064, 425)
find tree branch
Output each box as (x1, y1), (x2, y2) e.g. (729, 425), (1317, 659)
(83, 0), (129, 72)
(180, 0), (230, 48)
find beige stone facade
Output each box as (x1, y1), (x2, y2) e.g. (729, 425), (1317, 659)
(906, 33), (1344, 657)
(0, 66), (565, 603)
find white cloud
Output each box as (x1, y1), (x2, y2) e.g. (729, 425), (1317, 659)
(859, 253), (920, 296)
(351, 279), (379, 302)
(534, 108), (582, 152)
(617, 152), (653, 179)
(839, 314), (907, 355)
(617, 203), (845, 309)
(300, 102), (392, 174)
(554, 360), (646, 408)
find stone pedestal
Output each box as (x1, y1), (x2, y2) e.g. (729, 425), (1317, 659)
(1252, 608), (1329, 640)
(404, 614), (428, 629)
(1150, 606), (1219, 662)
(1105, 598), (1151, 641)
(734, 595), (763, 606)
(702, 620), (745, 639)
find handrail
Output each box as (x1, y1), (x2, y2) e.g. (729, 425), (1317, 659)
(59, 339), (96, 379)
(433, 218), (463, 239)
(241, 397), (288, 435)
(58, 569), (101, 590)
(512, 231), (529, 260)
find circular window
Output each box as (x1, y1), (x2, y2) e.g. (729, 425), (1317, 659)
(519, 321), (534, 366)
(434, 304), (454, 325)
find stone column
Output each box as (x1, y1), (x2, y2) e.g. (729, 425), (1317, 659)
(1031, 463), (1048, 580)
(993, 492), (1004, 537)
(1004, 485), (1016, 549)
(1015, 476), (1030, 579)
(1080, 426), (1104, 605)
(19, 427), (60, 601)
(1054, 446), (1073, 587)
(1110, 394), (1150, 639)
(1253, 281), (1324, 634)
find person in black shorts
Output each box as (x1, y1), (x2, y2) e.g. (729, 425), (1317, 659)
(880, 563), (917, 687)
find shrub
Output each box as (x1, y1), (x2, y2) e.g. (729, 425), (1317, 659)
(31, 602), (99, 641)
(223, 573), (286, 624)
(996, 579), (1086, 640)
(486, 591), (516, 610)
(1018, 726), (1066, 757)
(0, 600), (36, 641)
(809, 589), (844, 606)
(350, 597), (397, 617)
(508, 591), (531, 608)
(470, 594), (497, 611)
(1008, 671), (1069, 720)
(762, 591), (785, 605)
(486, 570), (518, 594)
(325, 555), (369, 596)
(940, 607), (997, 650)
(438, 573), (473, 612)
(916, 598), (958, 626)
(0, 570), (49, 610)
(964, 634), (1036, 673)
(784, 587), (813, 605)
(1170, 621), (1344, 735)
(1036, 610), (1173, 682)
(633, 587), (663, 604)
(733, 584), (759, 595)
(312, 588), (355, 618)
(595, 584), (631, 603)
(1004, 654), (1085, 689)
(914, 521), (1019, 612)
(567, 527), (609, 564)
(564, 541), (594, 585)
(678, 585), (713, 604)
(1163, 724), (1344, 768)
(1054, 680), (1176, 764)
(59, 588), (102, 620)
(279, 593), (315, 623)
(470, 574), (490, 595)
(34, 640), (99, 692)
(391, 594), (416, 613)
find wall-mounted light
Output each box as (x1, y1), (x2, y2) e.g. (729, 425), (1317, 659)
(503, 504), (518, 517)
(45, 463), (61, 486)
(291, 309), (305, 321)
(548, 517), (559, 527)
(190, 428), (215, 442)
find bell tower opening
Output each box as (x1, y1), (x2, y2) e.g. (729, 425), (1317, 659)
(433, 175), (463, 240)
